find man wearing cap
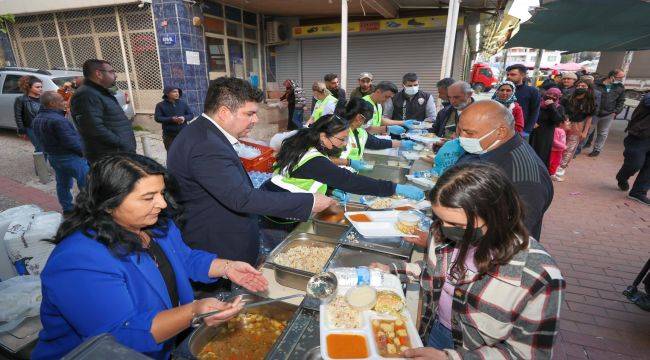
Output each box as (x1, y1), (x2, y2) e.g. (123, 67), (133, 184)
(350, 72), (376, 99)
(560, 72), (578, 96)
(154, 86), (195, 150)
(384, 72), (437, 123)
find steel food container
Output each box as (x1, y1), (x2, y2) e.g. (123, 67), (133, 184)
(312, 203), (366, 238)
(364, 164), (409, 184)
(266, 233), (338, 291)
(188, 293), (298, 358)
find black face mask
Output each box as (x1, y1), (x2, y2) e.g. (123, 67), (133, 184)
(319, 142), (344, 157)
(441, 225), (484, 244)
(574, 88), (587, 95)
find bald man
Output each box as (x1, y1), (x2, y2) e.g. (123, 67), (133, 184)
(32, 91), (89, 214)
(456, 100), (553, 240)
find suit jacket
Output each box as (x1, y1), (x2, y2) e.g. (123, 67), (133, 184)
(166, 115), (313, 264)
(32, 221), (217, 360)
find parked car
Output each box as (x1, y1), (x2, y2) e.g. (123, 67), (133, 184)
(469, 63), (498, 93)
(0, 67), (135, 130)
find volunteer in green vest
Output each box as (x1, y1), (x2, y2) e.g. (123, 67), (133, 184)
(363, 81), (420, 136)
(306, 81), (338, 126)
(260, 114), (425, 246)
(330, 97), (416, 171)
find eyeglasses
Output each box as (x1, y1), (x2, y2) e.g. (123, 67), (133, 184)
(331, 135), (348, 143)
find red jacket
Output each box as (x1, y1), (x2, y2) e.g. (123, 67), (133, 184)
(510, 102), (525, 133)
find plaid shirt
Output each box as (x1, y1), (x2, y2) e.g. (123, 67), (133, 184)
(392, 238), (565, 359)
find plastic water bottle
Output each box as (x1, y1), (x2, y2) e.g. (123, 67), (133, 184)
(332, 267), (386, 287)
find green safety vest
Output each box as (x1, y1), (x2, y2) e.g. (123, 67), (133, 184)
(271, 148), (328, 194)
(340, 128), (368, 161)
(311, 94), (338, 121)
(363, 95), (382, 127)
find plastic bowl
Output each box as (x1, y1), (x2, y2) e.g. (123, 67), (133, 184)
(345, 285), (378, 311)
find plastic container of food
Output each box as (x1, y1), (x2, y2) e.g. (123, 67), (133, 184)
(345, 285), (378, 311)
(396, 211), (420, 235)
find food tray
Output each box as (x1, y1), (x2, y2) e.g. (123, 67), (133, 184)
(319, 273), (423, 360)
(313, 203), (366, 238)
(361, 196), (431, 211)
(326, 246), (402, 271)
(405, 174), (437, 189)
(266, 233), (339, 291)
(344, 211), (419, 238)
(405, 133), (443, 146)
(339, 227), (413, 259)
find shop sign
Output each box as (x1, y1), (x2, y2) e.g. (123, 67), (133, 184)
(160, 34), (177, 46)
(292, 16), (462, 38)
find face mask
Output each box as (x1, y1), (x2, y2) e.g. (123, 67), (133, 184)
(574, 88), (587, 95)
(459, 127), (500, 154)
(319, 141), (344, 157)
(441, 225), (484, 244)
(612, 80), (622, 85)
(404, 86), (419, 96)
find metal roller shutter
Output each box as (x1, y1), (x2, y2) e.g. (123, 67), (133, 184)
(299, 31), (449, 105)
(275, 41), (300, 86)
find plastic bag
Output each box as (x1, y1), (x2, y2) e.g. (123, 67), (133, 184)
(4, 211), (60, 275)
(0, 275), (42, 332)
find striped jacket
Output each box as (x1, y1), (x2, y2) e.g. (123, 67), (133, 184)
(393, 237), (565, 359)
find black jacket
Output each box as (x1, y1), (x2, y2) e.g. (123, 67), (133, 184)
(13, 95), (41, 133)
(166, 116), (314, 265)
(626, 93), (650, 139)
(70, 80), (136, 162)
(32, 108), (84, 157)
(154, 87), (194, 135)
(593, 80), (626, 116)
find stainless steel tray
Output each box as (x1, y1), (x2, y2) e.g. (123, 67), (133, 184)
(188, 293), (298, 358)
(326, 245), (403, 270)
(266, 232), (338, 291)
(339, 227), (413, 259)
(266, 306), (321, 360)
(312, 202), (366, 238)
(363, 164), (409, 184)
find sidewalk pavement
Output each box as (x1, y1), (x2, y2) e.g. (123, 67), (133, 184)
(0, 122), (648, 359)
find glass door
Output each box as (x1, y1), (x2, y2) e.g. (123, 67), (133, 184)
(206, 36), (227, 80)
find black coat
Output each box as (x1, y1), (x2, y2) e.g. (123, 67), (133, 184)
(529, 104), (566, 167)
(13, 95), (41, 133)
(593, 80), (626, 116)
(166, 116), (314, 265)
(70, 80), (136, 162)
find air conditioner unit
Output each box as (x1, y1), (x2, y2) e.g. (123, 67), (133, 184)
(266, 21), (288, 45)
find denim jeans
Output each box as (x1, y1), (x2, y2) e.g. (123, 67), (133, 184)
(48, 154), (89, 212)
(291, 108), (305, 129)
(427, 318), (454, 350)
(617, 134), (650, 197)
(24, 127), (44, 153)
(593, 113), (616, 152)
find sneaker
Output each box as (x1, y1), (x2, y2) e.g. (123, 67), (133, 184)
(556, 168), (566, 177)
(628, 193), (650, 206)
(588, 150), (600, 157)
(617, 178), (630, 191)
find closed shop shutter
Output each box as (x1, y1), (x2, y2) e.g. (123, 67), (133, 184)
(275, 41), (300, 86)
(299, 31), (452, 106)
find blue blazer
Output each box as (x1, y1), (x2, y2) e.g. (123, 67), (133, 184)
(166, 115), (313, 265)
(31, 221), (217, 360)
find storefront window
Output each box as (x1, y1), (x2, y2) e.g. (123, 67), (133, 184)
(228, 40), (245, 79)
(226, 21), (242, 38)
(244, 27), (257, 41)
(245, 42), (260, 87)
(243, 11), (257, 26)
(206, 37), (227, 79)
(204, 17), (224, 34)
(225, 6), (242, 22)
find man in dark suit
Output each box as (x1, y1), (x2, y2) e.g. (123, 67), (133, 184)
(167, 77), (334, 265)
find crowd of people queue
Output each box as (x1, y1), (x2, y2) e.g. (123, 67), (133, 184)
(9, 56), (649, 359)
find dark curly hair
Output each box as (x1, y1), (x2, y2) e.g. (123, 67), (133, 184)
(51, 153), (183, 257)
(429, 162), (529, 278)
(18, 75), (42, 95)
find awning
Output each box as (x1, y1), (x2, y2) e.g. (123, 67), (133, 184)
(506, 0), (650, 52)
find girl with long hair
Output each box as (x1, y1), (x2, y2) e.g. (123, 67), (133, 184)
(13, 75), (44, 152)
(373, 162), (564, 359)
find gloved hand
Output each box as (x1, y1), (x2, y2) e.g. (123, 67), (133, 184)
(388, 125), (406, 135)
(395, 184), (425, 201)
(400, 140), (415, 150)
(350, 159), (372, 172)
(331, 189), (349, 204)
(403, 120), (421, 129)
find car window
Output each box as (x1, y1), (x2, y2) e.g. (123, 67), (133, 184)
(2, 74), (23, 94)
(51, 76), (77, 87)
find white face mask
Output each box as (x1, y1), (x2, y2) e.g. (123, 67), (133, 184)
(404, 86), (419, 96)
(459, 127), (500, 154)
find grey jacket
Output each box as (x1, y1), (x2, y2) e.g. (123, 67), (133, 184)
(13, 95), (41, 133)
(70, 80), (136, 162)
(593, 80), (626, 116)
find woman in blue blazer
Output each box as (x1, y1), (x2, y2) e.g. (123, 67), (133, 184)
(32, 153), (269, 360)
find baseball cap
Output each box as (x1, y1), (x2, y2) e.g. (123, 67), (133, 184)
(359, 72), (374, 80)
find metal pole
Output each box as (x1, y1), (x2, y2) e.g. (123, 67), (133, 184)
(115, 7), (137, 114)
(500, 49), (508, 81)
(440, 0), (461, 79)
(533, 48), (543, 83)
(53, 14), (68, 68)
(340, 0), (348, 91)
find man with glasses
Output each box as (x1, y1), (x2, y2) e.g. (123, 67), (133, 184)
(588, 69), (627, 157)
(70, 59), (136, 163)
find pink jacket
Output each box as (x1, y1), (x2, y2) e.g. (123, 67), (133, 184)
(553, 127), (567, 151)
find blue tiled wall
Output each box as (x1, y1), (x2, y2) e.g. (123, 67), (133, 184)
(0, 32), (17, 66)
(152, 0), (209, 116)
